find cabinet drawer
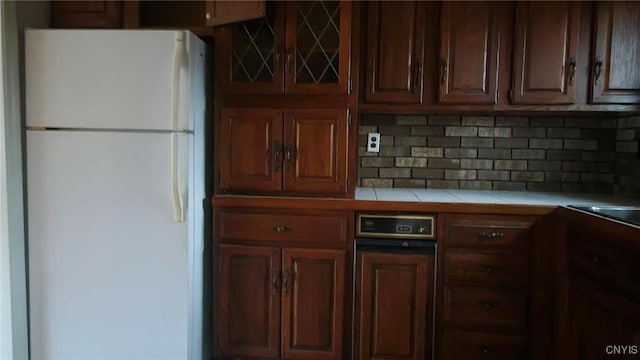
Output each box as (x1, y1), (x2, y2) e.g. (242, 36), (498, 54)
(444, 287), (528, 330)
(445, 252), (530, 288)
(567, 228), (640, 302)
(444, 216), (535, 249)
(219, 211), (348, 245)
(441, 330), (526, 360)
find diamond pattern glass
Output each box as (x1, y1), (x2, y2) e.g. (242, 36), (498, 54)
(231, 9), (276, 83)
(295, 1), (341, 84)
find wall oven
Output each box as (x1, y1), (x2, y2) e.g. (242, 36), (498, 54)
(353, 213), (437, 360)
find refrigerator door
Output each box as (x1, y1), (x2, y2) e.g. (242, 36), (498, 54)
(25, 29), (197, 131)
(27, 130), (193, 359)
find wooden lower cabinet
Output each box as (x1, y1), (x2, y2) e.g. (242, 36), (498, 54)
(218, 244), (345, 359)
(436, 214), (538, 360)
(440, 331), (526, 360)
(355, 252), (434, 360)
(554, 215), (640, 359)
(218, 245), (281, 358)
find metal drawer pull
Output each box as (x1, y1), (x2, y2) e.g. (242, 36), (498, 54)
(477, 231), (504, 240)
(283, 268), (292, 296)
(594, 56), (603, 85)
(272, 267), (280, 296)
(272, 225), (292, 233)
(479, 265), (498, 273)
(482, 301), (494, 310)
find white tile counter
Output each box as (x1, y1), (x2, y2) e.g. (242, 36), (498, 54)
(355, 187), (640, 207)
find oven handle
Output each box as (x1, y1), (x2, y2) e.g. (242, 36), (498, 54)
(355, 237), (436, 255)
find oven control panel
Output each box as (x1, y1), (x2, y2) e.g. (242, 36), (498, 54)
(356, 213), (436, 239)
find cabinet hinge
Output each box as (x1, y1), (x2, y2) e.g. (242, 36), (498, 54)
(348, 112), (352, 127)
(346, 178), (350, 191)
(508, 89), (513, 103)
(349, 79), (353, 94)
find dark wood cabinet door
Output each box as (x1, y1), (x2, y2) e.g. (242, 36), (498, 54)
(439, 2), (501, 104)
(218, 245), (281, 358)
(281, 248), (345, 360)
(283, 109), (348, 194)
(220, 108), (283, 192)
(138, 1), (265, 27)
(219, 2), (286, 94)
(355, 252), (434, 360)
(592, 2), (640, 104)
(285, 1), (352, 95)
(51, 1), (123, 28)
(556, 274), (640, 360)
(512, 2), (581, 104)
(365, 1), (426, 103)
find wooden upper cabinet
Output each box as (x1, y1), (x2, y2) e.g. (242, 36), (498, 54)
(283, 109), (348, 194)
(592, 1), (640, 104)
(439, 2), (501, 104)
(218, 245), (281, 359)
(285, 1), (352, 95)
(139, 1), (265, 27)
(356, 252), (434, 360)
(219, 2), (286, 94)
(221, 0), (351, 95)
(51, 1), (123, 28)
(365, 1), (426, 104)
(219, 107), (349, 196)
(220, 108), (283, 192)
(512, 2), (581, 104)
(281, 249), (345, 359)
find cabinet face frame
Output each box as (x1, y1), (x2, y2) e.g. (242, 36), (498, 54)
(591, 1), (640, 104)
(512, 1), (581, 104)
(364, 1), (426, 104)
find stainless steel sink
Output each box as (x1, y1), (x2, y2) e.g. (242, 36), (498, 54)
(568, 206), (640, 227)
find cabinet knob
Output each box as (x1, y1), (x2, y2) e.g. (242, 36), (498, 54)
(477, 231), (504, 240)
(482, 301), (494, 310)
(205, 12), (211, 22)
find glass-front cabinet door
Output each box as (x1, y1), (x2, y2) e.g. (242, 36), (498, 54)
(220, 2), (285, 94)
(220, 0), (351, 95)
(285, 0), (351, 94)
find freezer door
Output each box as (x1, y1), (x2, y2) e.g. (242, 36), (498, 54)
(26, 130), (194, 359)
(25, 30), (201, 131)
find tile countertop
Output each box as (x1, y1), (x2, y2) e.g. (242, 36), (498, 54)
(355, 187), (640, 207)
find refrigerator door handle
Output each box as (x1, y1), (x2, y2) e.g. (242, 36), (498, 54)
(171, 133), (184, 223)
(171, 32), (186, 223)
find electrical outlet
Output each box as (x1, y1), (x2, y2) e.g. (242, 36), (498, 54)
(367, 132), (381, 153)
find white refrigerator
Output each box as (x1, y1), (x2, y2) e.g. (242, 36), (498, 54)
(25, 29), (211, 360)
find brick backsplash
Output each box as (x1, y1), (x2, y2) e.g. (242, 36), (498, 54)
(358, 114), (626, 193)
(615, 115), (640, 198)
